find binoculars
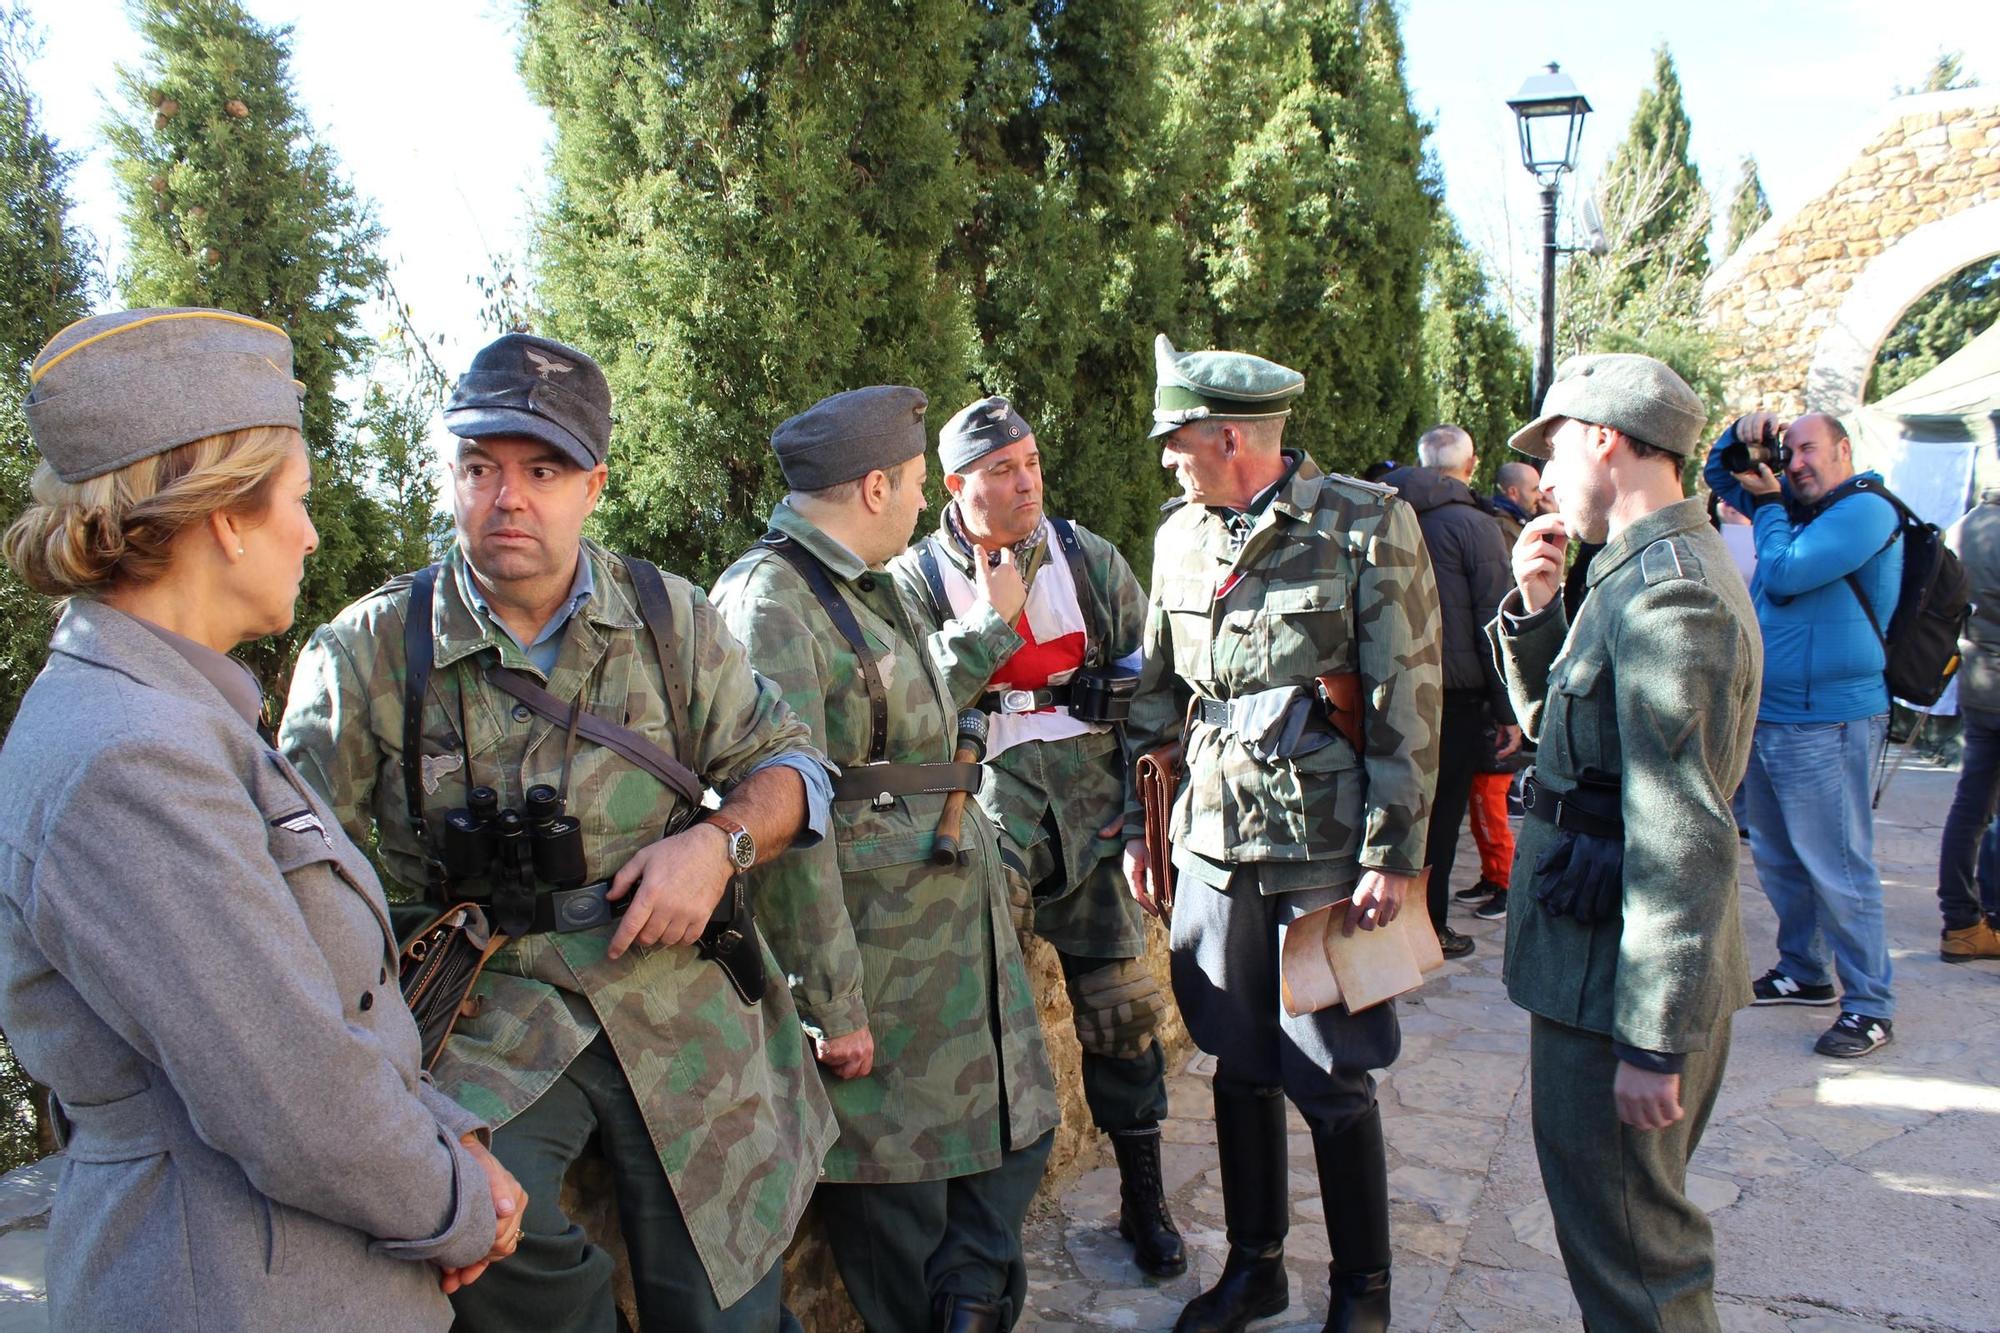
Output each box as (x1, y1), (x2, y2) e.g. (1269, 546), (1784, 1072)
(440, 784), (587, 890)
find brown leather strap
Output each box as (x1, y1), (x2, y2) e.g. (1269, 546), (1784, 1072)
(830, 761), (983, 803)
(485, 665), (704, 809)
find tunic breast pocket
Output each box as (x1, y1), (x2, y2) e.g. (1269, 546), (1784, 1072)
(1254, 578), (1348, 681)
(1158, 577), (1216, 683)
(1551, 657), (1612, 776)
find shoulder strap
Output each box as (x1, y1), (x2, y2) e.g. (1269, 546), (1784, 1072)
(401, 564), (441, 838)
(485, 665), (705, 809)
(1048, 516), (1109, 666)
(760, 534), (889, 763)
(621, 555), (691, 752)
(1836, 478), (1909, 644)
(914, 537), (949, 623)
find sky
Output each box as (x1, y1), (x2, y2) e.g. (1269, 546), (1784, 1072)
(14, 0), (2000, 381)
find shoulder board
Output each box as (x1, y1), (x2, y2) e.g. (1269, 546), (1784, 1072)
(1159, 494), (1188, 515)
(1323, 470), (1397, 499)
(1640, 537), (1692, 586)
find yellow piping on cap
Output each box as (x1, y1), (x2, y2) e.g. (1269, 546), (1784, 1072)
(30, 310), (288, 385)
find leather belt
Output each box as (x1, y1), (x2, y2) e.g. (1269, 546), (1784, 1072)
(831, 761), (984, 806)
(1520, 774), (1624, 840)
(982, 684), (1075, 714)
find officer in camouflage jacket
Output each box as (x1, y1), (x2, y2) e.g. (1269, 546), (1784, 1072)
(890, 396), (1183, 1278)
(712, 386), (1059, 1333)
(1123, 336), (1442, 1333)
(282, 335), (838, 1332)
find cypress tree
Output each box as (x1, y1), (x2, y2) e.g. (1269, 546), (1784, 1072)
(1159, 0), (1440, 478)
(1599, 44), (1709, 310)
(1724, 155), (1771, 257)
(522, 0), (983, 583)
(1420, 218), (1531, 487)
(106, 0), (386, 686)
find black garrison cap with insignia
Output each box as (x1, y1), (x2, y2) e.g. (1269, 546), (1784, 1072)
(1149, 333), (1306, 438)
(444, 333), (613, 469)
(939, 395), (1033, 474)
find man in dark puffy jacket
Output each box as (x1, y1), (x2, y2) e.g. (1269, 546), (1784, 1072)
(1389, 426), (1521, 958)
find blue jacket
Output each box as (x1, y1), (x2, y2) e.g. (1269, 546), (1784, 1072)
(1704, 432), (1903, 723)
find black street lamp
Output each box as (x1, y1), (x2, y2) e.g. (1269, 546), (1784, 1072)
(1508, 62), (1591, 405)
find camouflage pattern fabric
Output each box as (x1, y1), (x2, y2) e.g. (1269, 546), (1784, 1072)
(710, 500), (1059, 1184)
(279, 538), (837, 1306)
(1124, 453), (1444, 889)
(1066, 955), (1170, 1061)
(890, 513), (1150, 957)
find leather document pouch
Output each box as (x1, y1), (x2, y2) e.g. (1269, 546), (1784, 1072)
(1136, 741), (1183, 920)
(1279, 869), (1444, 1016)
(399, 903), (508, 1072)
(1315, 670), (1366, 756)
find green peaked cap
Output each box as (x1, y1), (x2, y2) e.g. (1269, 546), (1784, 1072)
(1149, 333), (1305, 438)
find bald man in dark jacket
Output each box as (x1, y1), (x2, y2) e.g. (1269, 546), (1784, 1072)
(1390, 427), (1520, 956)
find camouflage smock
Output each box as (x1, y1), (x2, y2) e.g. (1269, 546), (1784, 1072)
(890, 510), (1151, 957)
(279, 539), (837, 1306)
(1124, 453), (1444, 890)
(710, 501), (1059, 1184)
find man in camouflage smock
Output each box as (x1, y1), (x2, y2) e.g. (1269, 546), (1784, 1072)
(889, 395), (1183, 1277)
(711, 386), (1059, 1333)
(1123, 336), (1442, 1333)
(1491, 354), (1760, 1332)
(281, 335), (837, 1333)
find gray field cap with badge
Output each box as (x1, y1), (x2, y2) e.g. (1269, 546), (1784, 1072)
(770, 384), (929, 490)
(24, 307), (305, 482)
(444, 332), (613, 469)
(1149, 333), (1306, 438)
(1507, 352), (1706, 459)
(940, 394), (1032, 474)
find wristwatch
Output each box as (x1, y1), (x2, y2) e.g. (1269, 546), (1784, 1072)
(700, 812), (757, 870)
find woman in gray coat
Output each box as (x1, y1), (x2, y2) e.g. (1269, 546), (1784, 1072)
(0, 309), (526, 1331)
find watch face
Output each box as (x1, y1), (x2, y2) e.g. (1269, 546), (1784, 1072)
(728, 829), (756, 869)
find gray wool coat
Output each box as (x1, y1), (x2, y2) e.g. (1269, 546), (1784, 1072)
(0, 600), (497, 1332)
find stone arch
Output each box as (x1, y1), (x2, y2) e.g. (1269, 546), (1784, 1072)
(1704, 86), (2000, 417)
(1806, 200), (2000, 414)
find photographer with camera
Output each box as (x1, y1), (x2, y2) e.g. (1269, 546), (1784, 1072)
(1703, 410), (1902, 1058)
(281, 334), (839, 1332)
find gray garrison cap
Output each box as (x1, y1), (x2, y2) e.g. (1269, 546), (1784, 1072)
(1508, 353), (1707, 459)
(25, 308), (304, 483)
(940, 395), (1033, 474)
(771, 385), (929, 491)
(1150, 333), (1305, 438)
(444, 333), (612, 469)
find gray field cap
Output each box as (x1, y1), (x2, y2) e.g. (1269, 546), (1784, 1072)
(940, 395), (1033, 474)
(1508, 352), (1706, 459)
(25, 308), (304, 483)
(1150, 333), (1305, 438)
(444, 333), (613, 469)
(771, 385), (929, 491)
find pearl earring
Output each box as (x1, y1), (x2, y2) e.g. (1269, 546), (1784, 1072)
(237, 546), (245, 556)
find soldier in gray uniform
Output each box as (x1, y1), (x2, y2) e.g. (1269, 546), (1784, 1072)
(1124, 337), (1443, 1333)
(1491, 354), (1762, 1332)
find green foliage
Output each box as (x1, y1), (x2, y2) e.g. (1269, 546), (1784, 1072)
(1724, 155), (1771, 258)
(1897, 50), (1977, 95)
(522, 0), (984, 586)
(1867, 255), (2000, 402)
(1599, 44), (1709, 311)
(107, 0), (387, 688)
(1157, 0), (1441, 480)
(1420, 218), (1531, 490)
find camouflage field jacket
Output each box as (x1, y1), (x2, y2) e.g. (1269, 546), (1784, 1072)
(280, 539), (837, 1306)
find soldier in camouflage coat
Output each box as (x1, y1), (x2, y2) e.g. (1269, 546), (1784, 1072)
(889, 395), (1184, 1277)
(712, 386), (1059, 1333)
(1123, 337), (1443, 1333)
(281, 335), (838, 1333)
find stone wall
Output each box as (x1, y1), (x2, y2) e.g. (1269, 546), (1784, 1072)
(1703, 88), (2000, 417)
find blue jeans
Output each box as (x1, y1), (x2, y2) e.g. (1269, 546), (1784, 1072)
(1938, 707), (2000, 930)
(1743, 716), (1894, 1020)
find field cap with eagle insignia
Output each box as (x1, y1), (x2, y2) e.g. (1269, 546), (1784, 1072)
(443, 332), (613, 468)
(24, 307), (305, 483)
(1149, 333), (1306, 438)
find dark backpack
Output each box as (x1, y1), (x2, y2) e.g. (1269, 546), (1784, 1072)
(1820, 477), (1972, 707)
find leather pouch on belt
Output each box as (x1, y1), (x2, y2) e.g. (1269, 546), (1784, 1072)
(1315, 670), (1365, 755)
(399, 904), (507, 1072)
(1136, 742), (1181, 919)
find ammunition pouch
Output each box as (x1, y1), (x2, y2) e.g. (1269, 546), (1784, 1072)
(1071, 667), (1139, 724)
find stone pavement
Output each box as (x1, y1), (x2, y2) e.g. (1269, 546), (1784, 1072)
(1023, 757), (2000, 1332)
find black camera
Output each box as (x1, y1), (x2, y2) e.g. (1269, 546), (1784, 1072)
(1719, 421), (1791, 475)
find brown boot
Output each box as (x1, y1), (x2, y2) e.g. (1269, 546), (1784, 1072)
(1941, 919), (2000, 962)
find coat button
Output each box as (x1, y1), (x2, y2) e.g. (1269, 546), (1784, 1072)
(512, 704), (531, 723)
(856, 575), (875, 592)
(359, 991), (374, 1012)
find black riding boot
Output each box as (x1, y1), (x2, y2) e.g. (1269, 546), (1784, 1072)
(933, 1293), (1006, 1333)
(1113, 1124), (1187, 1276)
(1311, 1103), (1392, 1333)
(1172, 1084), (1289, 1333)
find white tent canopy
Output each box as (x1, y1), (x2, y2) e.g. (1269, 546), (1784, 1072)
(1848, 322), (2000, 532)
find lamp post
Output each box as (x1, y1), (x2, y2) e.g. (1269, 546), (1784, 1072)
(1507, 62), (1592, 405)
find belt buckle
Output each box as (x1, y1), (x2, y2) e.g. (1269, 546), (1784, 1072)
(555, 886), (611, 932)
(1000, 688), (1036, 714)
